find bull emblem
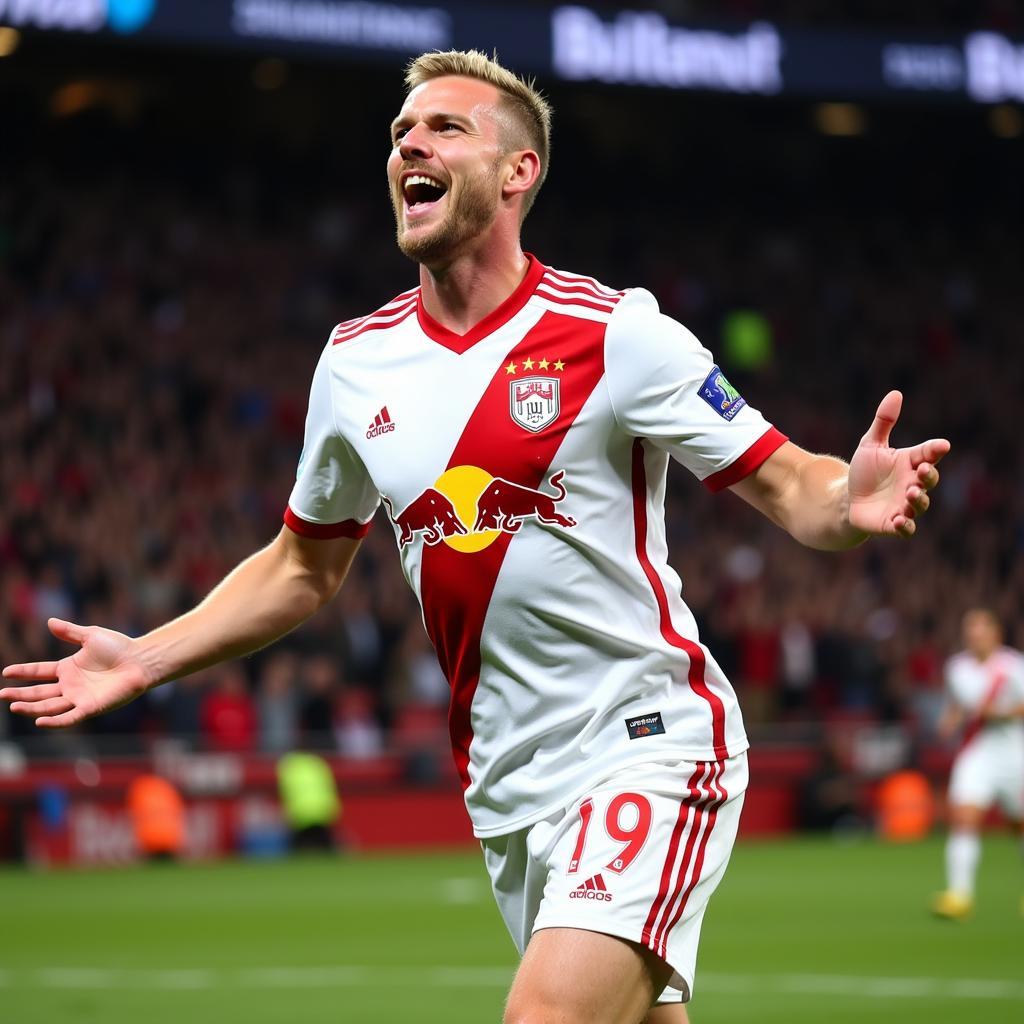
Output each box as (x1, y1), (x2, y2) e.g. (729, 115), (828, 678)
(473, 470), (576, 534)
(382, 490), (469, 549)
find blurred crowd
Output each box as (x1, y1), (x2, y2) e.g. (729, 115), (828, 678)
(1, 82), (1021, 760)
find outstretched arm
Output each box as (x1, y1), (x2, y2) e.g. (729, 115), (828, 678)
(937, 701), (965, 741)
(1, 528), (360, 728)
(730, 391), (950, 550)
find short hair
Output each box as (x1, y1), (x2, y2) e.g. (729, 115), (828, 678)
(405, 50), (552, 218)
(964, 607), (1001, 628)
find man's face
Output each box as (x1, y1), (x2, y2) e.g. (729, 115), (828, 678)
(963, 610), (1001, 658)
(388, 76), (509, 266)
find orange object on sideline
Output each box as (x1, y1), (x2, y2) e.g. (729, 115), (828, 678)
(126, 775), (185, 856)
(875, 769), (935, 841)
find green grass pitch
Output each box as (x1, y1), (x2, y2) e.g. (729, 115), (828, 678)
(0, 836), (1020, 1023)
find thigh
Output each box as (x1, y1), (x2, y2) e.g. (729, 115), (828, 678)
(531, 755), (747, 1005)
(505, 927), (671, 1024)
(994, 748), (1024, 820)
(948, 745), (995, 811)
(645, 1004), (689, 1024)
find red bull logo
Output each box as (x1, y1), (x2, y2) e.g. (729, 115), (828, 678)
(385, 466), (575, 552)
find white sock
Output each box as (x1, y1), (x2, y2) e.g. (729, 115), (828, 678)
(946, 831), (980, 897)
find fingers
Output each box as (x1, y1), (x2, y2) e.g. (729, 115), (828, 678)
(910, 438), (951, 470)
(35, 709), (87, 729)
(48, 618), (88, 646)
(1, 663), (60, 683)
(907, 485), (930, 516)
(862, 390), (903, 446)
(8, 696), (75, 718)
(892, 513), (916, 538)
(915, 462), (939, 490)
(0, 682), (64, 702)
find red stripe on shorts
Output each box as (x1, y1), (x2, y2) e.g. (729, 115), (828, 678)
(655, 761), (728, 958)
(641, 762), (709, 950)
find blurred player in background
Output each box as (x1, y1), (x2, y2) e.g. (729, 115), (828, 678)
(2, 51), (949, 1024)
(932, 608), (1024, 920)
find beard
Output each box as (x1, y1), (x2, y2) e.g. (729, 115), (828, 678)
(392, 160), (502, 266)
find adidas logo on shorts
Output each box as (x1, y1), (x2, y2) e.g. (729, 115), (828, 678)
(570, 873), (613, 901)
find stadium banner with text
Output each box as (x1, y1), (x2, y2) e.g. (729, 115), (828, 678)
(2, 1), (1024, 103)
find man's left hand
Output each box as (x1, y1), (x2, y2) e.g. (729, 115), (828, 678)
(847, 390), (951, 538)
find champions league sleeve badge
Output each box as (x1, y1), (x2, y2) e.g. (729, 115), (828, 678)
(697, 366), (747, 421)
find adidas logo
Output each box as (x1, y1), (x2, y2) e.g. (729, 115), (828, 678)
(366, 406), (395, 439)
(570, 873), (613, 902)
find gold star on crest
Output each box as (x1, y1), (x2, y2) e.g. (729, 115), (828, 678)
(538, 358), (549, 370)
(505, 361), (517, 375)
(522, 357), (535, 370)
(554, 359), (566, 371)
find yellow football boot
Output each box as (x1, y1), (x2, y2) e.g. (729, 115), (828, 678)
(930, 890), (973, 920)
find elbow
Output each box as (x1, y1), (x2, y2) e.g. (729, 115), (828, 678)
(310, 570), (345, 608)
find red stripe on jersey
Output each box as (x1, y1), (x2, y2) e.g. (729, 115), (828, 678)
(545, 267), (624, 298)
(283, 506), (372, 539)
(539, 274), (620, 304)
(419, 311), (607, 790)
(417, 255), (546, 354)
(702, 427), (788, 493)
(536, 285), (620, 314)
(333, 289), (419, 334)
(632, 440), (729, 759)
(642, 762), (707, 950)
(331, 297), (414, 340)
(333, 302), (417, 345)
(960, 669), (1009, 752)
(540, 274), (618, 301)
(654, 762), (727, 958)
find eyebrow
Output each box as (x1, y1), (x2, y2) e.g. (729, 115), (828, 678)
(389, 111), (473, 137)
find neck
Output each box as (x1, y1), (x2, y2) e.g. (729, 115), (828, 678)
(418, 233), (529, 336)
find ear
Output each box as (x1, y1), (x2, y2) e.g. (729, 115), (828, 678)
(501, 149), (542, 202)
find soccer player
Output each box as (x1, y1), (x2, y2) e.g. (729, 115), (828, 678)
(932, 608), (1024, 920)
(2, 51), (949, 1023)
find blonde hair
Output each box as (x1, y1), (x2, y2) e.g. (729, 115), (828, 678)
(405, 50), (552, 218)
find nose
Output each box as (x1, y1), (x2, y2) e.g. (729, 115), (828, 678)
(398, 121), (433, 161)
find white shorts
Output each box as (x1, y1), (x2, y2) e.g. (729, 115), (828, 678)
(948, 737), (1024, 818)
(481, 753), (747, 1004)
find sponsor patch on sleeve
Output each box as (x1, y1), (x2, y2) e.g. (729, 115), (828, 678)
(697, 366), (747, 421)
(625, 712), (666, 740)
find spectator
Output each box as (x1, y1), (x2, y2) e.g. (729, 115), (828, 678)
(200, 666), (257, 753)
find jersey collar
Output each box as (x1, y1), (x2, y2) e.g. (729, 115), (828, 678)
(416, 254), (546, 355)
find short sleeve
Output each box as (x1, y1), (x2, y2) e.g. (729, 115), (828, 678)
(605, 290), (786, 491)
(284, 342), (380, 539)
(1011, 654), (1024, 702)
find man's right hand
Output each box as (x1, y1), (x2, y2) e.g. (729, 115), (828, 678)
(1, 617), (152, 728)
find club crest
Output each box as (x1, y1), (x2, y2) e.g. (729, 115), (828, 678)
(510, 376), (559, 432)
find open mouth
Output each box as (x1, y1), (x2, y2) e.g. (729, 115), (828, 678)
(402, 173), (448, 216)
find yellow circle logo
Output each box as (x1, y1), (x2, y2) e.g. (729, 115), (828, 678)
(434, 465), (501, 552)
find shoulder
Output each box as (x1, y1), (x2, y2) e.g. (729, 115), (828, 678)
(329, 286), (420, 347)
(532, 264), (631, 322)
(946, 652), (972, 679)
(1000, 647), (1024, 674)
(604, 285), (706, 366)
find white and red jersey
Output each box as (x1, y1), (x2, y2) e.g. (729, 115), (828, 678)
(945, 647), (1024, 749)
(285, 255), (786, 837)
